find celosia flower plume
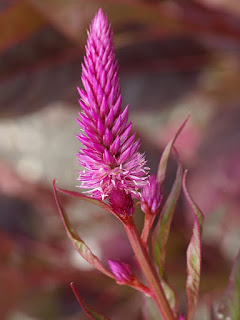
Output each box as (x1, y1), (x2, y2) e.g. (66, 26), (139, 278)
(76, 9), (148, 199)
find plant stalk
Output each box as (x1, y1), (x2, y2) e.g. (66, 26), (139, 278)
(124, 218), (175, 320)
(141, 212), (155, 248)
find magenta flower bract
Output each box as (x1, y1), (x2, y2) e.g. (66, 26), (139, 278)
(109, 188), (134, 217)
(141, 175), (162, 215)
(76, 9), (148, 200)
(108, 259), (134, 283)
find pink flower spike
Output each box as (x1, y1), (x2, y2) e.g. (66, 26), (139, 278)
(141, 175), (162, 215)
(108, 260), (134, 283)
(76, 9), (148, 200)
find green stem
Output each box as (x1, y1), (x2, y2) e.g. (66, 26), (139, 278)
(124, 218), (175, 320)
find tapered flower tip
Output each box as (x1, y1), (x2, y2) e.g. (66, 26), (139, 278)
(141, 175), (162, 215)
(76, 8), (148, 199)
(109, 189), (134, 217)
(108, 259), (134, 283)
(90, 9), (109, 36)
(178, 315), (185, 320)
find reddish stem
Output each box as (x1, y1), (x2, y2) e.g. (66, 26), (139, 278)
(141, 211), (155, 248)
(124, 217), (175, 320)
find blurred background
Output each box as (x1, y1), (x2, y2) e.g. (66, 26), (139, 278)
(0, 0), (240, 319)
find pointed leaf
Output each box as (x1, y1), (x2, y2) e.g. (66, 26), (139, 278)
(143, 280), (178, 320)
(217, 249), (240, 320)
(161, 279), (178, 317)
(53, 180), (114, 279)
(55, 184), (121, 221)
(183, 171), (204, 320)
(143, 295), (163, 320)
(153, 155), (183, 277)
(157, 115), (189, 185)
(71, 283), (111, 320)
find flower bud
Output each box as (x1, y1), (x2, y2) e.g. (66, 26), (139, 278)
(108, 259), (134, 283)
(141, 175), (162, 215)
(109, 188), (134, 217)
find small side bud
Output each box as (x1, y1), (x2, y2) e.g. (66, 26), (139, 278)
(108, 259), (134, 283)
(109, 188), (134, 217)
(141, 175), (162, 215)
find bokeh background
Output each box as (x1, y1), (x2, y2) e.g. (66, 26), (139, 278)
(1, 0), (240, 319)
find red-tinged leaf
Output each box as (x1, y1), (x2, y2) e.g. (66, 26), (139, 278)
(56, 184), (121, 221)
(217, 249), (240, 320)
(160, 279), (179, 317)
(71, 283), (111, 320)
(153, 155), (183, 277)
(183, 171), (204, 320)
(53, 180), (114, 279)
(157, 115), (189, 185)
(143, 295), (162, 320)
(143, 280), (178, 320)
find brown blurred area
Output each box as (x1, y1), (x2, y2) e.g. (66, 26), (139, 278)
(0, 0), (240, 319)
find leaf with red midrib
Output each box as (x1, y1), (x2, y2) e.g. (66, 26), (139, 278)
(153, 150), (183, 278)
(53, 180), (114, 279)
(55, 184), (121, 221)
(157, 115), (189, 185)
(152, 151), (183, 316)
(183, 171), (204, 320)
(71, 283), (111, 320)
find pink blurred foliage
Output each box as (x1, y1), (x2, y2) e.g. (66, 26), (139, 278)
(155, 120), (202, 165)
(188, 107), (240, 220)
(0, 161), (58, 213)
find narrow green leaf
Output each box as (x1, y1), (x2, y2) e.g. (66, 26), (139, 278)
(182, 171), (204, 320)
(143, 295), (163, 320)
(160, 279), (178, 317)
(151, 154), (182, 316)
(153, 157), (183, 277)
(143, 280), (178, 320)
(218, 249), (240, 320)
(157, 115), (189, 185)
(71, 283), (111, 320)
(53, 180), (114, 279)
